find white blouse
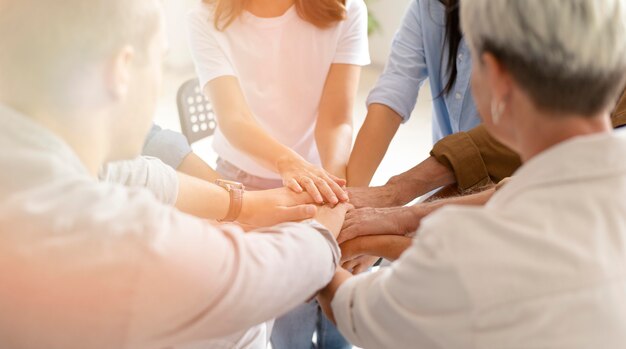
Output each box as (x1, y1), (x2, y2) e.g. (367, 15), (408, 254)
(333, 130), (626, 349)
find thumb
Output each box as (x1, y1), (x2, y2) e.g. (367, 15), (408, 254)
(277, 204), (317, 222)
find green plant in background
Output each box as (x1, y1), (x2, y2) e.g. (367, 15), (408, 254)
(365, 0), (381, 35)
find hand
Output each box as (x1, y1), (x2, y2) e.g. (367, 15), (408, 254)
(338, 206), (423, 244)
(239, 187), (317, 227)
(277, 155), (348, 205)
(346, 184), (403, 209)
(314, 203), (352, 239)
(341, 235), (413, 266)
(341, 255), (379, 275)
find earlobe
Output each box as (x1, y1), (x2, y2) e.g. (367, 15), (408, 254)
(106, 46), (135, 100)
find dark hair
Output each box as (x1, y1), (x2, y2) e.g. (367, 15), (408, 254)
(438, 0), (461, 96)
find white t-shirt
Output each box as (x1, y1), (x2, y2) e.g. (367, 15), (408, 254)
(187, 0), (370, 179)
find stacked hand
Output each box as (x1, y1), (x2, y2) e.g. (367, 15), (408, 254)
(239, 187), (318, 228)
(277, 156), (349, 205)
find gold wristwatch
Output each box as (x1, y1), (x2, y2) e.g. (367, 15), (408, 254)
(215, 179), (245, 222)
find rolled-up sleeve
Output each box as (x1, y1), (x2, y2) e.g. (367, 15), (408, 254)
(365, 0), (428, 123)
(331, 225), (471, 349)
(611, 90), (626, 129)
(99, 156), (179, 205)
(430, 124), (521, 191)
(142, 124), (192, 169)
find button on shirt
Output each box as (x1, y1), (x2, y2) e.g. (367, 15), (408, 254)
(0, 104), (341, 349)
(367, 0), (480, 143)
(332, 130), (626, 348)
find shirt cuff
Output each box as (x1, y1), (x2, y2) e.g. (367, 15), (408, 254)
(430, 131), (491, 191)
(331, 275), (362, 344)
(306, 220), (342, 269)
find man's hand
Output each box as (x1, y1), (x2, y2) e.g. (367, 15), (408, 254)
(341, 255), (380, 275)
(238, 187), (317, 228)
(340, 235), (414, 272)
(314, 203), (352, 239)
(346, 184), (404, 209)
(337, 206), (424, 244)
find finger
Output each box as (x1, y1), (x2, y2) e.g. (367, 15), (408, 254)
(285, 178), (303, 193)
(353, 263), (370, 275)
(328, 173), (347, 187)
(337, 227), (356, 244)
(342, 259), (358, 271)
(314, 177), (339, 205)
(277, 204), (317, 222)
(322, 175), (349, 202)
(301, 177), (324, 204)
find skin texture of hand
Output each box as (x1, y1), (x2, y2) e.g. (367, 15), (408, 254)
(277, 155), (349, 205)
(338, 206), (423, 244)
(313, 203), (353, 239)
(346, 183), (406, 209)
(238, 187), (318, 228)
(340, 235), (414, 266)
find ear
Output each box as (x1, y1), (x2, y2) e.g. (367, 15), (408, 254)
(105, 46), (135, 101)
(481, 52), (513, 104)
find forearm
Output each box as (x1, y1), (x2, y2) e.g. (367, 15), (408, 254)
(411, 186), (496, 218)
(176, 153), (221, 183)
(387, 156), (456, 205)
(316, 122), (353, 179)
(347, 104), (402, 186)
(318, 268), (353, 324)
(221, 117), (302, 171)
(174, 172), (229, 220)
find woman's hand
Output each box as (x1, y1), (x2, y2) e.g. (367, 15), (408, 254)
(277, 155), (348, 205)
(238, 187), (317, 228)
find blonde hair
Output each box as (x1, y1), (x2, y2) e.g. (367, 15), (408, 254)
(204, 0), (347, 30)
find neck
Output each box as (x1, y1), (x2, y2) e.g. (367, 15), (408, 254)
(516, 111), (612, 163)
(246, 0), (294, 17)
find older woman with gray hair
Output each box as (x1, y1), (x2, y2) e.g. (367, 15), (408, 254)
(316, 0), (626, 348)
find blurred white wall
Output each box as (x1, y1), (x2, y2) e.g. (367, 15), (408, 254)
(163, 0), (196, 70)
(366, 0), (411, 67)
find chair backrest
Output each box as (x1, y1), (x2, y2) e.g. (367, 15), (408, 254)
(176, 78), (217, 145)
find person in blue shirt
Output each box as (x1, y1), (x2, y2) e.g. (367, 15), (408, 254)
(347, 0), (478, 188)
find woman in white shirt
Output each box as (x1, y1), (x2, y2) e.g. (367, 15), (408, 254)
(318, 0), (626, 348)
(187, 0), (369, 348)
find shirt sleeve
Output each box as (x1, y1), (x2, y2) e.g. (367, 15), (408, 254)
(611, 89), (626, 129)
(142, 124), (192, 169)
(187, 6), (236, 90)
(98, 156), (179, 205)
(430, 124), (522, 191)
(365, 0), (428, 123)
(331, 223), (471, 349)
(127, 207), (342, 347)
(333, 0), (370, 66)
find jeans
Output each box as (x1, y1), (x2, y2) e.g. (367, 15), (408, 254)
(216, 158), (351, 349)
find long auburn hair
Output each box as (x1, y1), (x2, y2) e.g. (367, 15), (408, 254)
(438, 0), (461, 96)
(204, 0), (347, 31)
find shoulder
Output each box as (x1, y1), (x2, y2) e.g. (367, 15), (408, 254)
(187, 2), (216, 27)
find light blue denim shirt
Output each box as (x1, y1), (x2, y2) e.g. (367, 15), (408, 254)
(143, 124), (192, 169)
(366, 0), (480, 143)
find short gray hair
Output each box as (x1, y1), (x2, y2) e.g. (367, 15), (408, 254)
(0, 0), (161, 103)
(461, 0), (626, 116)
